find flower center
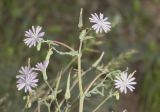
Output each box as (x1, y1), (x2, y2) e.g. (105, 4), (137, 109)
(122, 80), (128, 87)
(25, 79), (31, 86)
(98, 20), (103, 26)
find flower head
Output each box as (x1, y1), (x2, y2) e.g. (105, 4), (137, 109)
(24, 26), (45, 48)
(114, 71), (136, 94)
(33, 60), (49, 72)
(89, 13), (111, 34)
(16, 66), (38, 93)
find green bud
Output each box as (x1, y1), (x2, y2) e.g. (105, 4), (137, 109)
(78, 8), (83, 29)
(83, 36), (94, 40)
(65, 91), (71, 100)
(65, 73), (71, 100)
(48, 94), (56, 100)
(37, 42), (42, 51)
(43, 49), (53, 81)
(114, 91), (120, 100)
(55, 73), (62, 94)
(27, 102), (32, 108)
(23, 96), (26, 100)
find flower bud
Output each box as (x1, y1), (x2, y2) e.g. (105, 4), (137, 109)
(48, 94), (56, 100)
(65, 73), (71, 100)
(27, 102), (32, 108)
(37, 41), (42, 51)
(23, 96), (26, 100)
(78, 8), (83, 29)
(114, 91), (120, 100)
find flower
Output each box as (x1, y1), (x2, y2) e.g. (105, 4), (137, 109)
(16, 66), (38, 93)
(122, 109), (127, 112)
(114, 71), (136, 94)
(33, 60), (49, 72)
(24, 26), (45, 48)
(89, 13), (111, 33)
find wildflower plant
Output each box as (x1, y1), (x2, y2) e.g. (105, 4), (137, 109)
(16, 8), (137, 112)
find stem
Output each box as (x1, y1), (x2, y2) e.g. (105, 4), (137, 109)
(92, 94), (113, 112)
(59, 66), (92, 108)
(55, 99), (61, 112)
(38, 100), (41, 112)
(70, 72), (105, 106)
(47, 105), (51, 112)
(45, 80), (54, 93)
(78, 40), (84, 112)
(79, 96), (84, 112)
(84, 72), (104, 95)
(45, 101), (51, 112)
(78, 40), (83, 96)
(59, 54), (107, 110)
(52, 40), (75, 51)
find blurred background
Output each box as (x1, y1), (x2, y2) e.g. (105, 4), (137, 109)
(0, 0), (160, 112)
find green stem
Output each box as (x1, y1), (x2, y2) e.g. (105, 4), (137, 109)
(52, 40), (75, 51)
(45, 101), (51, 112)
(92, 94), (113, 112)
(38, 100), (41, 112)
(78, 40), (84, 112)
(55, 99), (61, 112)
(84, 72), (104, 95)
(59, 63), (92, 108)
(47, 105), (51, 112)
(45, 80), (54, 93)
(79, 96), (84, 112)
(78, 40), (83, 96)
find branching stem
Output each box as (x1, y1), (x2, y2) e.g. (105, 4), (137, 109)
(84, 72), (105, 95)
(92, 94), (113, 112)
(52, 40), (75, 51)
(78, 40), (84, 112)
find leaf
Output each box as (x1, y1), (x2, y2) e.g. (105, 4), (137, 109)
(52, 47), (78, 56)
(83, 36), (95, 40)
(79, 29), (87, 40)
(92, 52), (104, 67)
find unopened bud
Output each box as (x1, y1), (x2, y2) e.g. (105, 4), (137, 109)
(48, 94), (56, 100)
(78, 8), (83, 29)
(114, 91), (119, 100)
(65, 73), (71, 100)
(37, 42), (42, 51)
(27, 102), (32, 108)
(23, 96), (26, 100)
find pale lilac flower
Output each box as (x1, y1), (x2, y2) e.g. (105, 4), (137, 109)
(16, 66), (38, 93)
(33, 60), (49, 72)
(122, 109), (127, 112)
(24, 26), (45, 48)
(114, 71), (136, 94)
(89, 13), (111, 33)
